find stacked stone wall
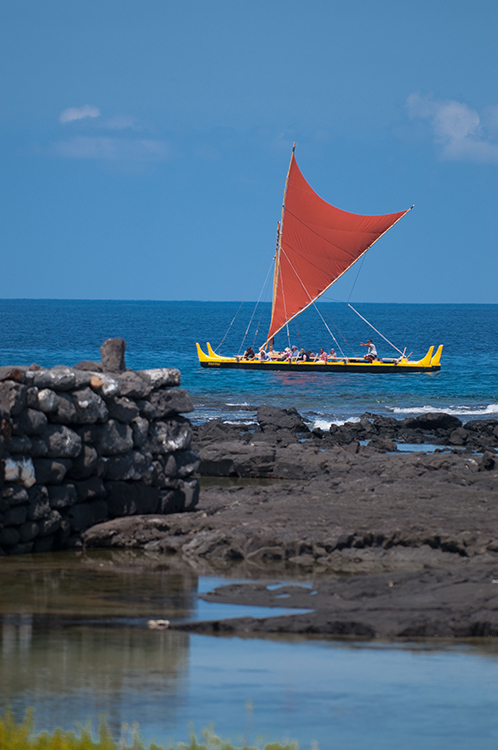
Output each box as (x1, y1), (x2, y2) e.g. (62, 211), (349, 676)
(0, 349), (199, 554)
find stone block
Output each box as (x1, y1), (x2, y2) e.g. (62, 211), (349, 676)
(38, 510), (62, 537)
(140, 388), (194, 419)
(104, 450), (150, 481)
(48, 484), (78, 509)
(74, 476), (106, 502)
(148, 418), (193, 453)
(90, 499), (108, 524)
(131, 416), (149, 448)
(30, 436), (49, 457)
(3, 504), (28, 526)
(27, 493), (51, 522)
(67, 444), (99, 480)
(6, 435), (33, 453)
(157, 488), (185, 514)
(12, 408), (48, 435)
(2, 485), (29, 506)
(0, 527), (21, 546)
(158, 478), (199, 513)
(0, 382), (27, 417)
(37, 389), (58, 413)
(72, 388), (108, 424)
(175, 449), (201, 478)
(68, 503), (94, 532)
(33, 458), (72, 484)
(116, 372), (152, 399)
(19, 521), (40, 543)
(105, 481), (159, 518)
(100, 338), (126, 372)
(136, 399), (155, 419)
(4, 456), (36, 488)
(54, 518), (71, 547)
(28, 367), (77, 391)
(88, 374), (120, 398)
(95, 420), (133, 456)
(105, 395), (139, 423)
(26, 387), (39, 409)
(50, 393), (77, 423)
(44, 425), (82, 458)
(0, 366), (27, 384)
(137, 368), (181, 388)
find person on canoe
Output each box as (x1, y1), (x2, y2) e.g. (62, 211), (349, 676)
(361, 339), (378, 362)
(243, 347), (255, 359)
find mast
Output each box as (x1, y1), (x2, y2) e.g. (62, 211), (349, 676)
(269, 142), (295, 334)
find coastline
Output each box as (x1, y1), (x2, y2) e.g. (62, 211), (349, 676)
(83, 405), (498, 640)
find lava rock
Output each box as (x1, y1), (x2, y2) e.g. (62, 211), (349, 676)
(100, 338), (126, 372)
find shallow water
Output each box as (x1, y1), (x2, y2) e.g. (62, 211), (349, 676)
(2, 550), (498, 749)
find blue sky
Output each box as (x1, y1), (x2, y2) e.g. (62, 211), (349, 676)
(1, 0), (497, 303)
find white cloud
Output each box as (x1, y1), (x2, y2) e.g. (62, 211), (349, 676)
(407, 93), (498, 164)
(60, 105), (101, 124)
(51, 136), (173, 161)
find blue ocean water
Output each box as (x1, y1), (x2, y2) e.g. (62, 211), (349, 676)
(0, 299), (497, 427)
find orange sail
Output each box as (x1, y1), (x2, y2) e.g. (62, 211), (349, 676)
(266, 148), (411, 343)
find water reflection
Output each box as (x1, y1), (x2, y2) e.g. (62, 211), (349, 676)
(0, 550), (196, 736)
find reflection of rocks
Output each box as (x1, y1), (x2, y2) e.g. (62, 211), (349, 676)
(0, 550), (199, 734)
(176, 563), (498, 639)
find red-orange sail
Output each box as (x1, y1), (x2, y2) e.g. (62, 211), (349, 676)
(266, 149), (411, 343)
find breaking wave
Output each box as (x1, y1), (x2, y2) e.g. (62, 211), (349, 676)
(391, 404), (498, 418)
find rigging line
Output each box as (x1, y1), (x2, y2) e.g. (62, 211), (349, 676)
(238, 260), (274, 354)
(312, 302), (346, 358)
(347, 303), (404, 355)
(347, 254), (366, 303)
(216, 299), (245, 353)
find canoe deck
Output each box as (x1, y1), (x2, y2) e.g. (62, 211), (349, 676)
(196, 343), (443, 374)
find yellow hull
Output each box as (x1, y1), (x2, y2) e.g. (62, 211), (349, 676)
(196, 343), (443, 373)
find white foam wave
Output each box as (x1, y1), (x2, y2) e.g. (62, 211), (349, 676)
(391, 404), (498, 418)
(313, 418), (333, 431)
(313, 416), (361, 430)
(222, 419), (257, 426)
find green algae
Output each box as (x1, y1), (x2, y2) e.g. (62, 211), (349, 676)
(0, 710), (299, 750)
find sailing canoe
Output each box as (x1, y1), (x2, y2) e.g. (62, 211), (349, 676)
(197, 146), (442, 373)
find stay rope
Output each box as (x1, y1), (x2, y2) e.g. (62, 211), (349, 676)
(237, 261), (274, 355)
(347, 303), (404, 355)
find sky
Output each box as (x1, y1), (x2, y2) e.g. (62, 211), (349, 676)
(1, 0), (497, 304)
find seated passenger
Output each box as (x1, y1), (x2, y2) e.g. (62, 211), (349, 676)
(243, 347), (255, 360)
(328, 348), (337, 361)
(259, 347), (268, 361)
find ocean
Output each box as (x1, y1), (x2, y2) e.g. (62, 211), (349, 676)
(1, 299), (497, 428)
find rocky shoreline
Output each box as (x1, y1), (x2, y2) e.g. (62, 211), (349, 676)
(83, 404), (498, 640)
